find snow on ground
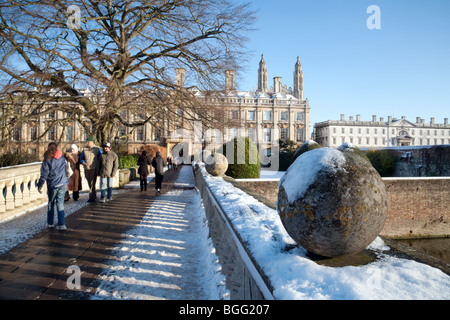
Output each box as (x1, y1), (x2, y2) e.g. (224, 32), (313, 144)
(198, 163), (450, 300)
(92, 166), (229, 300)
(2, 164), (450, 300)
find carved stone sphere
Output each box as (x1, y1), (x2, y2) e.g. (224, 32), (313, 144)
(205, 153), (228, 177)
(277, 146), (388, 257)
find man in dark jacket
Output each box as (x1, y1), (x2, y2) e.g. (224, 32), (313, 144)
(152, 151), (165, 193)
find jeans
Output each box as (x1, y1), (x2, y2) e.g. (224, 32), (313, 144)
(100, 177), (113, 199)
(84, 169), (98, 200)
(47, 186), (67, 226)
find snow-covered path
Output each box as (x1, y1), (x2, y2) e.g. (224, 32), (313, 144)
(92, 166), (229, 300)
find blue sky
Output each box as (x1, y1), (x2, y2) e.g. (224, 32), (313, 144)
(235, 0), (450, 132)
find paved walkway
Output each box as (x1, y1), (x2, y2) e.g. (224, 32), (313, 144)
(0, 167), (186, 300)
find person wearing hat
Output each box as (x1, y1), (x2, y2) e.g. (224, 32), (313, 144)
(80, 137), (102, 202)
(99, 142), (119, 202)
(64, 144), (82, 201)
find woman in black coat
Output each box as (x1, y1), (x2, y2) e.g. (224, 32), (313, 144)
(152, 151), (165, 193)
(137, 151), (151, 192)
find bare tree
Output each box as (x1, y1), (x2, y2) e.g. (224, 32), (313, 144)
(0, 0), (256, 146)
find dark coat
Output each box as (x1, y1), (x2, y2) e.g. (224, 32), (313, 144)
(99, 150), (119, 178)
(152, 152), (165, 176)
(137, 155), (151, 175)
(37, 150), (69, 190)
(65, 152), (82, 192)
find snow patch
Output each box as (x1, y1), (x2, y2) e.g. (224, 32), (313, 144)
(279, 148), (346, 204)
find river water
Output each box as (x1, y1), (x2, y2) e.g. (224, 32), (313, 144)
(395, 238), (450, 264)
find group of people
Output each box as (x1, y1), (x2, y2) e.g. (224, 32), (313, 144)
(166, 156), (179, 171)
(37, 137), (119, 230)
(37, 138), (173, 231)
(138, 151), (165, 193)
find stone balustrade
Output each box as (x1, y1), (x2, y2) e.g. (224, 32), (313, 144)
(0, 162), (121, 222)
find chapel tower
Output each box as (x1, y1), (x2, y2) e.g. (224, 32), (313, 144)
(258, 54), (268, 93)
(293, 56), (304, 100)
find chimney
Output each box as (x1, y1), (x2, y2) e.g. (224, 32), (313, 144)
(372, 115), (377, 122)
(274, 77), (283, 93)
(225, 70), (236, 92)
(340, 114), (345, 121)
(416, 117), (421, 123)
(356, 114), (361, 121)
(380, 117), (384, 122)
(388, 116), (392, 122)
(431, 117), (435, 124)
(175, 68), (185, 87)
(445, 118), (448, 125)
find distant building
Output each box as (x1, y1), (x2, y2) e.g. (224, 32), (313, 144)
(1, 55), (311, 159)
(314, 115), (450, 148)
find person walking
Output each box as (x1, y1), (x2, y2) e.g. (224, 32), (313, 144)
(37, 142), (69, 230)
(138, 150), (152, 192)
(152, 151), (165, 193)
(99, 142), (119, 202)
(173, 156), (178, 171)
(80, 137), (102, 203)
(64, 144), (82, 202)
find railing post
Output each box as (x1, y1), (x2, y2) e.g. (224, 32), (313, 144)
(22, 176), (31, 205)
(5, 180), (15, 211)
(14, 178), (24, 208)
(29, 174), (39, 202)
(0, 181), (6, 213)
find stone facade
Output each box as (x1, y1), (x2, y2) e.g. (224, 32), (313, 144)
(314, 115), (450, 149)
(1, 56), (310, 161)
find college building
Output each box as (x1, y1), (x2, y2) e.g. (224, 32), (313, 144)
(1, 55), (311, 161)
(314, 114), (450, 148)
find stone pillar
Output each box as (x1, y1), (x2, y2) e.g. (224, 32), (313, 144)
(5, 180), (15, 211)
(14, 178), (23, 207)
(0, 181), (6, 213)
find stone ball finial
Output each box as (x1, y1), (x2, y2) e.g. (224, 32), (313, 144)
(277, 144), (388, 257)
(205, 153), (228, 177)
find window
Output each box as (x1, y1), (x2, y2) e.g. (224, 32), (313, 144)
(13, 127), (21, 141)
(280, 111), (287, 121)
(30, 126), (37, 140)
(296, 128), (303, 142)
(264, 128), (271, 142)
(247, 111), (255, 121)
(296, 112), (303, 121)
(231, 110), (239, 120)
(248, 127), (256, 142)
(136, 127), (144, 141)
(118, 126), (126, 139)
(229, 128), (238, 138)
(263, 111), (271, 121)
(29, 148), (37, 158)
(280, 128), (288, 140)
(65, 126), (73, 141)
(154, 128), (161, 141)
(48, 127), (55, 141)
